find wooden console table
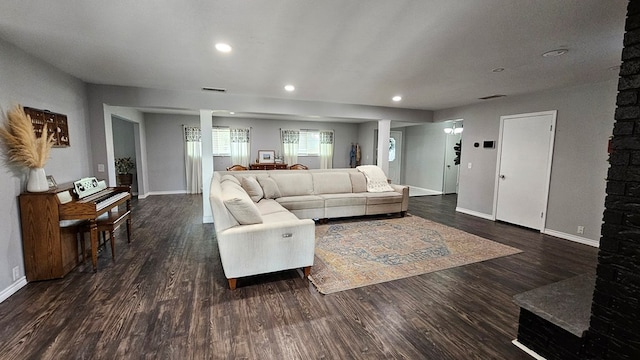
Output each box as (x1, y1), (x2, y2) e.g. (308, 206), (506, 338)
(249, 163), (288, 170)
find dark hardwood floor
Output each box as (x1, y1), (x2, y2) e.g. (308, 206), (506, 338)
(0, 194), (599, 359)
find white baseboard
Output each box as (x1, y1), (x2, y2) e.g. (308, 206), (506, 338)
(408, 186), (443, 197)
(455, 207), (495, 221)
(0, 277), (27, 304)
(543, 229), (599, 248)
(512, 339), (546, 360)
(146, 190), (189, 196)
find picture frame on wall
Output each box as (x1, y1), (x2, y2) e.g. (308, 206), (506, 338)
(257, 150), (276, 164)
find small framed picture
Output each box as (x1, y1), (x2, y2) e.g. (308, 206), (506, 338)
(257, 150), (276, 164)
(46, 175), (57, 189)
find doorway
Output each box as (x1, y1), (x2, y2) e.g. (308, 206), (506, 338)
(494, 111), (556, 231)
(112, 116), (139, 194)
(388, 130), (403, 185)
(443, 121), (462, 194)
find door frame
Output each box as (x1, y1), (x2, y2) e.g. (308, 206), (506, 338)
(492, 110), (557, 229)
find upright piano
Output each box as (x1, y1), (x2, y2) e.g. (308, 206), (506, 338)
(19, 178), (131, 281)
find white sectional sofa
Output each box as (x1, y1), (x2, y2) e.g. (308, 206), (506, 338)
(209, 167), (409, 289)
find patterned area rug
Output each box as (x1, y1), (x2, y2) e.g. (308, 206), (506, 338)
(309, 215), (522, 294)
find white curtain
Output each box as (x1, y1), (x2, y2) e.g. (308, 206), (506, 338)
(230, 128), (251, 167)
(319, 130), (334, 169)
(281, 129), (299, 165)
(184, 126), (202, 194)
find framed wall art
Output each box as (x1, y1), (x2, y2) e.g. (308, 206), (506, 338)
(257, 150), (275, 164)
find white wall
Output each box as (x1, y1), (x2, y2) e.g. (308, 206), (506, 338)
(434, 80), (617, 243)
(0, 39), (91, 301)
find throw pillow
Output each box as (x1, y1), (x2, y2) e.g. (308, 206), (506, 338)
(221, 183), (263, 225)
(357, 165), (395, 192)
(257, 177), (282, 199)
(221, 174), (241, 185)
(241, 176), (264, 202)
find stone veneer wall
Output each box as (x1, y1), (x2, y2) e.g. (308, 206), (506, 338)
(586, 1), (640, 358)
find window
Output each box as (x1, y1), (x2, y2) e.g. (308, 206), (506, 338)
(212, 127), (230, 156)
(298, 129), (320, 156)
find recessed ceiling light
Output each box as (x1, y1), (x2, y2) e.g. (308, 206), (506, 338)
(215, 43), (232, 53)
(284, 84), (295, 92)
(392, 95), (402, 102)
(492, 67), (505, 73)
(542, 49), (568, 57)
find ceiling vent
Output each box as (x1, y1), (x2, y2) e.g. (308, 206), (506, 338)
(202, 87), (227, 93)
(478, 94), (506, 100)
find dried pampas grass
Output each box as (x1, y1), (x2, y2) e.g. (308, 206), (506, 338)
(0, 105), (54, 168)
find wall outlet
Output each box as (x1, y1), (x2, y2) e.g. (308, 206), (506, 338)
(468, 162), (472, 169)
(97, 163), (105, 172)
(12, 266), (19, 281)
(577, 226), (585, 234)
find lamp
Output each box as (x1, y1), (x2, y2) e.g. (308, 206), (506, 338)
(444, 124), (463, 134)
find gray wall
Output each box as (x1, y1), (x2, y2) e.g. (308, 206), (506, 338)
(0, 38), (91, 297)
(144, 113), (200, 192)
(401, 122), (452, 191)
(357, 121), (378, 166)
(212, 116), (359, 171)
(142, 114), (361, 193)
(434, 80), (617, 241)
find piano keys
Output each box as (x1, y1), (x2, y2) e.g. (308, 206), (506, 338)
(19, 180), (131, 281)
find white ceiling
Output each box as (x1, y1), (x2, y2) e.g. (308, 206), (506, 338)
(0, 0), (628, 111)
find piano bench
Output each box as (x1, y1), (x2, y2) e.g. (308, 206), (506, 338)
(80, 209), (132, 262)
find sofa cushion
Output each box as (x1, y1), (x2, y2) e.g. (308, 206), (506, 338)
(255, 199), (289, 215)
(320, 193), (367, 207)
(363, 192), (403, 205)
(349, 172), (367, 193)
(357, 165), (394, 192)
(221, 174), (241, 185)
(276, 195), (324, 210)
(261, 211), (300, 223)
(257, 177), (282, 199)
(221, 181), (263, 225)
(269, 172), (314, 197)
(241, 176), (263, 202)
(312, 172), (352, 194)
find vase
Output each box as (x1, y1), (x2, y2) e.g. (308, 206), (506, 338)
(27, 167), (49, 192)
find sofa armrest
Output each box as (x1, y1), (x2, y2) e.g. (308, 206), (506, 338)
(216, 219), (316, 279)
(390, 184), (409, 212)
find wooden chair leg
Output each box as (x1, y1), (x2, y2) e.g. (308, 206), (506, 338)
(228, 278), (237, 290)
(303, 266), (311, 278)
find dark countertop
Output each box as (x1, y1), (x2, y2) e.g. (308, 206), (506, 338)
(513, 273), (596, 337)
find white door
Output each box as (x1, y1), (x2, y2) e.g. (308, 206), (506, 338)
(388, 131), (402, 184)
(495, 111), (556, 230)
(443, 132), (462, 194)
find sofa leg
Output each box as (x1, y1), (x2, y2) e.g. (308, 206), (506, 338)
(400, 211), (407, 217)
(303, 266), (311, 278)
(228, 278), (237, 290)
